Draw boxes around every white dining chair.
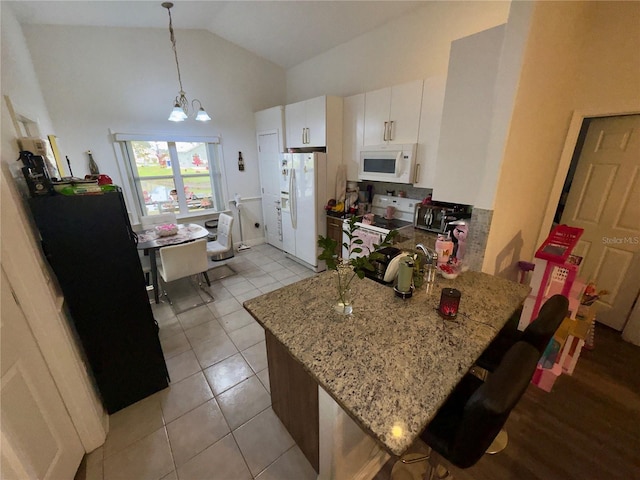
[140,212,177,230]
[157,239,212,304]
[206,213,236,276]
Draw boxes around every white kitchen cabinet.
[363,80,423,146]
[342,93,365,182]
[413,75,447,188]
[285,95,340,149]
[432,25,506,205]
[285,100,307,148]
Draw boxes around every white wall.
[1,4,54,173]
[285,1,510,102]
[1,4,107,451]
[21,23,286,243]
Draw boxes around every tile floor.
[79,244,318,480]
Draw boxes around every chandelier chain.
[163,2,209,121]
[166,6,185,99]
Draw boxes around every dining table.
[136,223,209,303]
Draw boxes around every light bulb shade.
[195,108,211,122]
[169,104,188,122]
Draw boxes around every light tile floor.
[78,244,318,480]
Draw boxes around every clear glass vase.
[335,263,354,315]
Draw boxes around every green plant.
[318,216,398,295]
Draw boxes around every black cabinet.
[29,190,169,414]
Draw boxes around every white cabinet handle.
[383,122,389,141]
[389,121,395,141]
[414,163,421,184]
[301,128,305,145]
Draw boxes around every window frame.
[113,133,227,223]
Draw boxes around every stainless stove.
[368,194,420,230]
[368,215,412,230]
[343,194,418,259]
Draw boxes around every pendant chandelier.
[162,2,211,122]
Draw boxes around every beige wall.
[285,1,510,102]
[483,1,640,280]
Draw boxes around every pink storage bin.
[532,363,563,392]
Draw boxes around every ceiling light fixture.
[162,2,211,122]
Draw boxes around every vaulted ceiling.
[8,1,425,68]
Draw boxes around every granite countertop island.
[244,270,530,458]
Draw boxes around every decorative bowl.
[438,264,460,279]
[155,223,178,237]
[440,271,459,280]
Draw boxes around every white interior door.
[560,115,640,330]
[258,133,283,249]
[1,268,84,479]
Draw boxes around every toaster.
[414,203,471,234]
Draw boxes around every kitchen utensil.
[385,206,396,219]
[386,190,395,196]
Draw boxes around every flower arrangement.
[318,216,398,313]
[581,282,609,306]
[155,223,178,237]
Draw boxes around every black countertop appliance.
[18,150,53,197]
[364,246,402,284]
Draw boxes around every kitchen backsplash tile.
[465,208,493,271]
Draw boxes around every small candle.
[438,288,461,319]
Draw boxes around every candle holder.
[438,288,461,319]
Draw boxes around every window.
[122,138,225,217]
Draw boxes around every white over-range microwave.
[358,144,417,184]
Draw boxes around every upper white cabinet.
[285,95,342,149]
[285,100,308,148]
[432,25,506,205]
[413,75,447,188]
[342,93,365,182]
[363,80,423,146]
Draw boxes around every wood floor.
[376,324,640,480]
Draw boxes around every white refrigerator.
[280,152,327,270]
